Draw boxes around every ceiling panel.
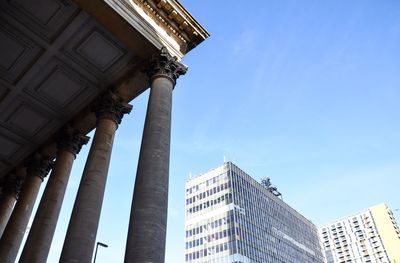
[0,20,43,84]
[24,57,98,115]
[0,126,33,167]
[0,134,21,159]
[2,96,61,142]
[76,30,125,72]
[0,0,138,179]
[1,0,79,42]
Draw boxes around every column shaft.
[19,150,75,263]
[124,47,186,263]
[125,77,173,263]
[0,175,44,262]
[0,195,17,238]
[59,118,117,263]
[0,174,22,239]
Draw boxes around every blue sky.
[26,0,400,262]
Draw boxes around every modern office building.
[185,162,324,263]
[319,204,400,263]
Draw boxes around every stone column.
[59,91,131,263]
[0,173,23,238]
[19,127,89,263]
[124,47,187,263]
[0,154,53,263]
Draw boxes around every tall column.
[0,154,53,263]
[124,47,187,263]
[0,173,23,238]
[19,127,89,263]
[60,91,131,263]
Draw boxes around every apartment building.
[319,203,400,263]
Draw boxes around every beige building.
[319,204,400,263]
[0,0,208,262]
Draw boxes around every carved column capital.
[25,153,54,182]
[146,47,188,86]
[1,173,23,200]
[93,91,132,125]
[56,126,90,157]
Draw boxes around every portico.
[0,0,208,262]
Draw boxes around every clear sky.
[26,0,400,262]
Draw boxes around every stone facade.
[0,0,208,262]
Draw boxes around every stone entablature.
[104,0,209,58]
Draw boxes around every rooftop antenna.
[189,172,192,179]
[223,155,226,163]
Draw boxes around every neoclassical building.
[0,0,208,262]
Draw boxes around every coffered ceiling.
[0,0,140,180]
[0,0,208,185]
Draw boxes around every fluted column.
[124,47,187,263]
[0,174,23,238]
[0,154,53,263]
[60,91,131,263]
[19,127,89,263]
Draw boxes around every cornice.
[137,0,209,50]
[104,0,209,58]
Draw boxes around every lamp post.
[93,242,108,263]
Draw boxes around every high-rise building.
[319,204,400,263]
[184,162,324,263]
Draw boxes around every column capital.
[56,126,90,157]
[25,153,54,182]
[93,91,132,125]
[146,47,188,86]
[1,173,23,200]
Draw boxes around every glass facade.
[185,162,324,263]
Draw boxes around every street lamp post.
[93,242,108,263]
